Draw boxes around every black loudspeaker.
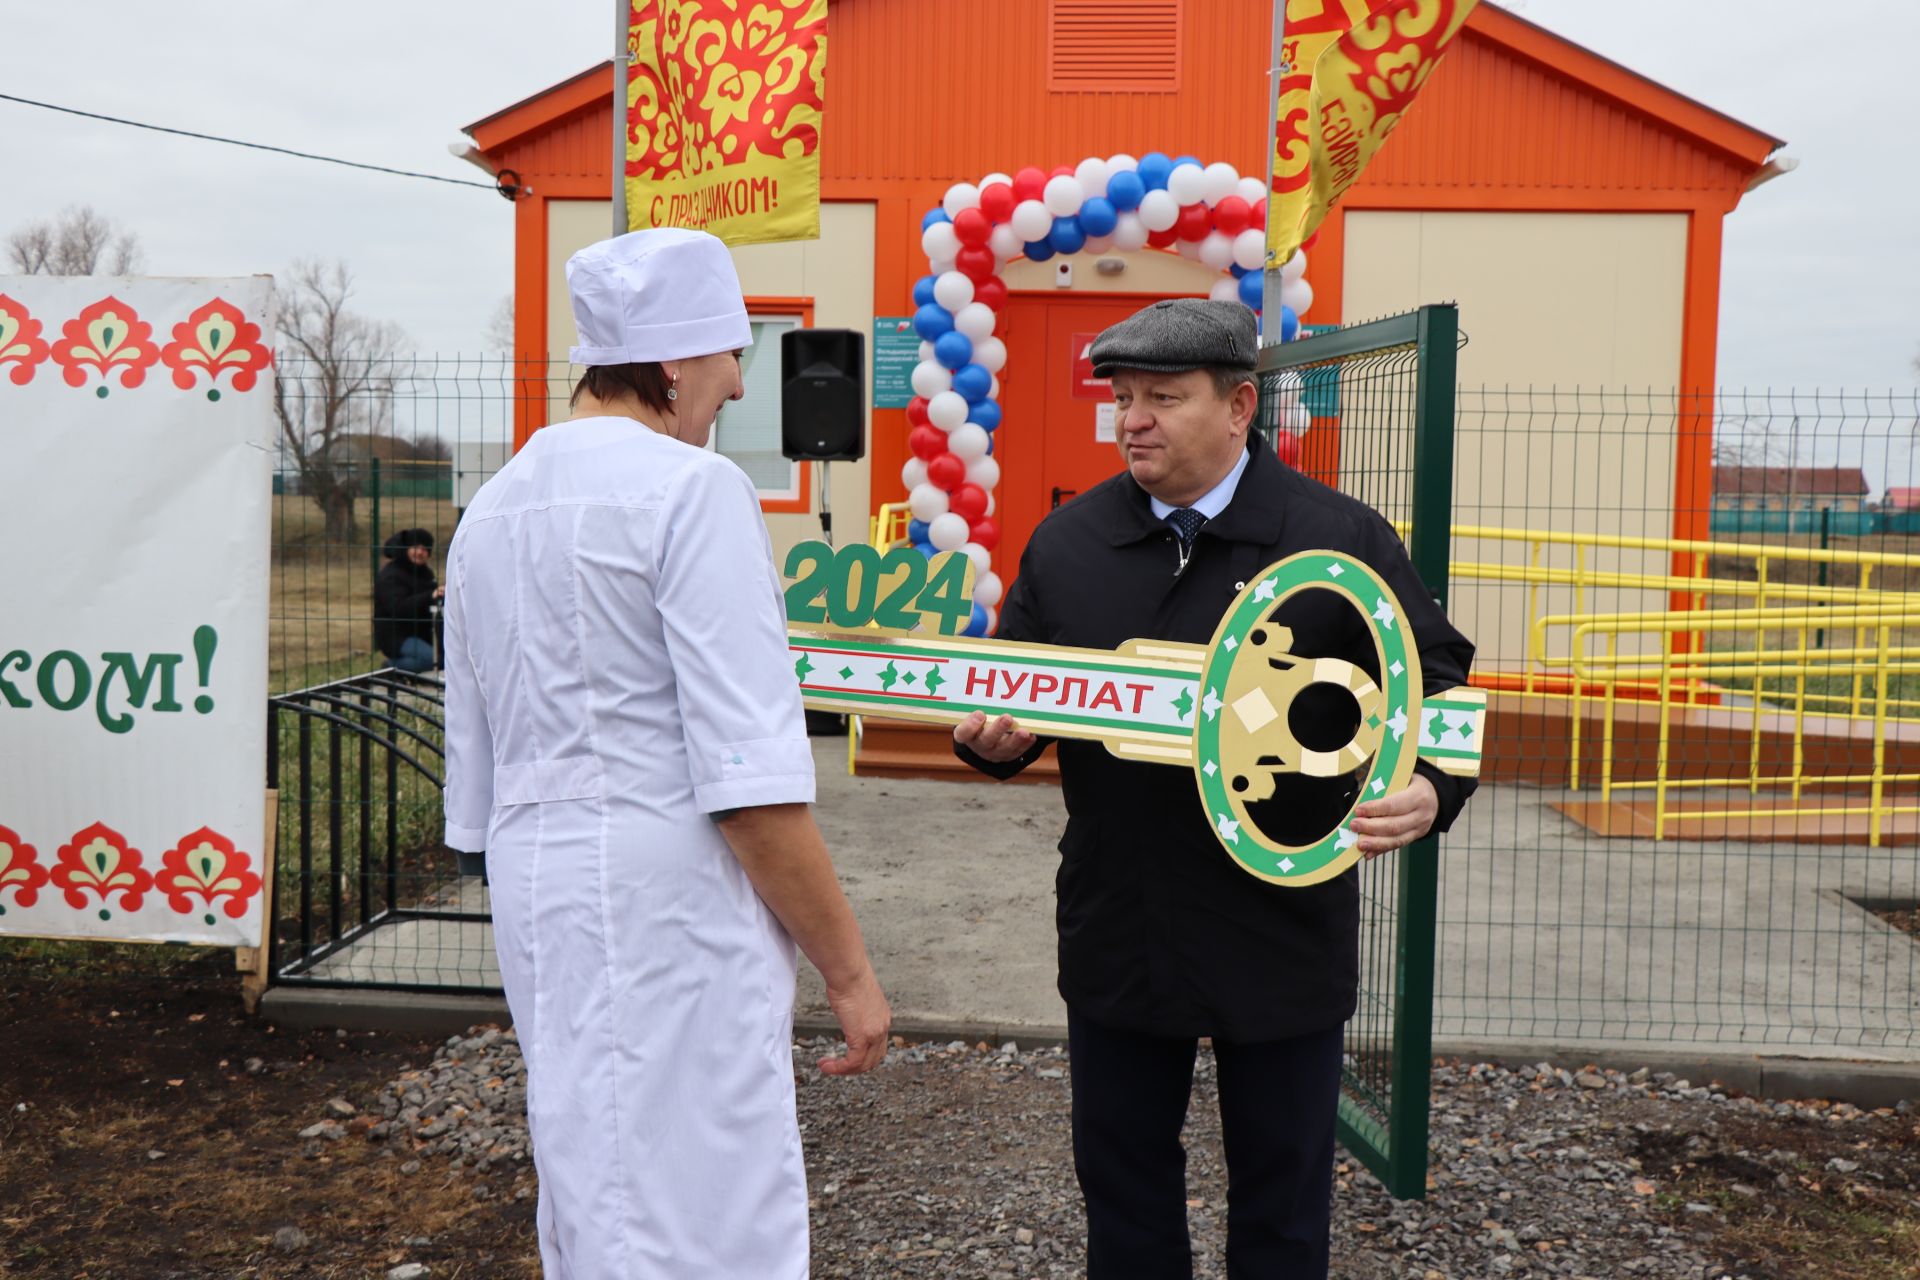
[781,328,865,461]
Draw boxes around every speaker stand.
[816,459,833,545]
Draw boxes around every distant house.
[1884,486,1920,513]
[1711,466,1870,514]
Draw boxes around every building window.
[1048,0,1181,93]
[712,312,805,510]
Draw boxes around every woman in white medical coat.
[441,228,890,1280]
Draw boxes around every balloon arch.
[899,152,1318,636]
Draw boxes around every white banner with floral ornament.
[0,276,274,946]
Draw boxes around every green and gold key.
[783,542,1486,887]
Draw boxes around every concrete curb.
[260,990,1920,1108]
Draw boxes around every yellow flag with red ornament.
[1267,0,1478,266]
[625,0,826,247]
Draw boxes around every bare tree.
[6,205,143,275]
[410,432,453,462]
[273,261,409,547]
[484,293,515,354]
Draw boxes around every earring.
[667,378,678,401]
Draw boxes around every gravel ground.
[328,1028,1920,1280]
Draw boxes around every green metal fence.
[1258,305,1460,1200]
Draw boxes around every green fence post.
[368,456,382,583]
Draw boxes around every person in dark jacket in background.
[953,299,1476,1280]
[373,528,443,673]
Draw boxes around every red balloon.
[1212,196,1251,236]
[1176,202,1211,241]
[1049,164,1075,179]
[978,182,1016,223]
[968,518,1000,552]
[906,395,931,427]
[952,206,992,247]
[955,244,998,283]
[1146,225,1180,250]
[927,452,967,491]
[951,483,989,522]
[1011,166,1047,202]
[909,425,947,461]
[974,276,1009,312]
[1251,198,1268,230]
[1275,430,1302,467]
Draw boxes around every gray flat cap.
[1089,298,1258,378]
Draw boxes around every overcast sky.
[3,1,1913,395]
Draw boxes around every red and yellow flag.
[624,0,827,246]
[1267,0,1478,265]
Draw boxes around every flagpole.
[1260,1,1287,344]
[612,0,630,237]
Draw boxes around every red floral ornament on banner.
[0,294,52,385]
[160,299,273,400]
[50,296,160,397]
[52,822,152,919]
[0,825,49,915]
[156,827,264,925]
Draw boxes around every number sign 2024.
[782,541,977,635]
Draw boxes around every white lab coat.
[442,416,816,1280]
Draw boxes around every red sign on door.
[1070,332,1110,400]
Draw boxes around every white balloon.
[1232,228,1267,272]
[928,512,970,552]
[984,605,998,633]
[973,570,1005,609]
[909,483,950,522]
[954,302,995,341]
[1210,277,1240,303]
[1281,248,1309,282]
[977,171,1013,191]
[921,221,960,261]
[985,491,997,517]
[1043,174,1084,217]
[1236,175,1268,205]
[957,541,992,574]
[1111,212,1150,251]
[965,454,1001,490]
[942,182,981,217]
[928,255,957,276]
[1270,370,1303,411]
[1284,402,1312,433]
[1083,233,1115,256]
[1198,231,1235,271]
[1074,156,1110,198]
[1167,162,1207,206]
[1202,162,1240,205]
[933,270,974,312]
[1137,189,1180,232]
[989,223,1022,260]
[947,422,991,461]
[989,375,1002,401]
[1176,237,1203,260]
[918,340,935,362]
[1010,198,1053,242]
[1280,277,1315,316]
[911,360,952,398]
[927,390,970,430]
[973,337,1007,373]
[1106,152,1139,174]
[901,457,929,490]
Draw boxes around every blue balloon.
[1137,152,1173,191]
[1239,271,1265,310]
[1023,238,1056,263]
[1105,169,1146,212]
[912,540,937,558]
[969,399,1003,432]
[908,518,930,543]
[920,207,951,230]
[1279,304,1301,342]
[952,363,992,403]
[1078,197,1118,237]
[912,274,938,307]
[1049,216,1086,255]
[934,329,974,370]
[912,304,954,341]
[1230,263,1248,279]
[1173,154,1202,172]
[962,603,989,637]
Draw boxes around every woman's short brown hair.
[570,362,673,414]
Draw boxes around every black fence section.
[267,669,495,992]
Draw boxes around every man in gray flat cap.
[953,297,1476,1279]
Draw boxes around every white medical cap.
[565,228,753,366]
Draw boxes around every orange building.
[463,0,1782,583]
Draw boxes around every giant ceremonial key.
[782,541,1486,887]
